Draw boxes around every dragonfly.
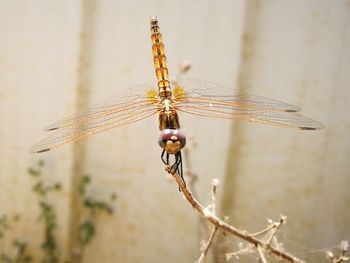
[31,17,324,185]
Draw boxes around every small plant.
[29,160,61,263]
[0,215,31,263]
[74,175,116,261]
[0,215,11,240]
[0,240,32,263]
[0,160,116,263]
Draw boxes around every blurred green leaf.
[1,254,13,263]
[78,220,95,246]
[33,182,46,196]
[110,193,117,201]
[23,255,32,262]
[78,175,91,195]
[28,168,40,177]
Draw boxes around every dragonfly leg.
[171,151,186,190]
[177,151,185,188]
[161,150,186,190]
[171,153,179,172]
[161,149,169,165]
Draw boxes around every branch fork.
[166,166,306,263]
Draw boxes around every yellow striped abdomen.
[150,17,171,98]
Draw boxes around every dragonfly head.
[158,129,186,154]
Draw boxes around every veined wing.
[174,79,301,112]
[45,84,158,131]
[174,79,324,130]
[30,85,159,153]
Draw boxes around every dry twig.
[257,244,268,263]
[196,178,220,262]
[226,243,255,261]
[197,226,218,263]
[327,241,349,263]
[166,166,306,263]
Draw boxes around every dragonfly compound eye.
[158,129,186,154]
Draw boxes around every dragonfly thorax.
[158,99,180,130]
[158,129,186,154]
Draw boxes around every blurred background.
[0,0,349,262]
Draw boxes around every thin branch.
[249,223,276,237]
[257,245,268,263]
[226,243,255,261]
[327,241,349,263]
[265,216,286,244]
[249,215,286,239]
[196,178,220,263]
[197,226,218,263]
[166,166,306,263]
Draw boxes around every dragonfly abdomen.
[150,17,171,98]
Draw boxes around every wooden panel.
[0,0,82,258]
[2,1,348,262]
[221,1,350,261]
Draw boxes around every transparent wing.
[175,79,302,112]
[30,85,159,153]
[174,79,324,130]
[45,84,158,131]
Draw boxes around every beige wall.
[0,1,349,262]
